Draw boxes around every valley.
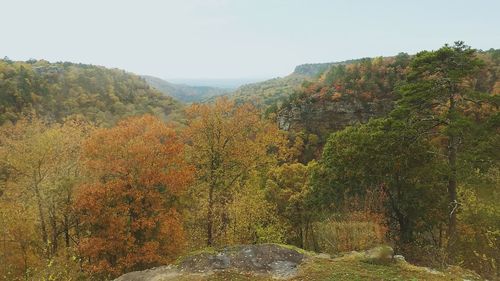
[1,45,498,281]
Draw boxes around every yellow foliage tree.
[184,98,288,246]
[0,117,90,279]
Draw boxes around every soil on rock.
[114,266,181,281]
[114,245,484,281]
[179,244,304,277]
[114,244,305,281]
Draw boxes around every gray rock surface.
[277,99,393,134]
[394,254,406,262]
[179,244,303,275]
[114,265,181,281]
[114,244,305,281]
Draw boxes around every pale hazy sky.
[1,0,499,79]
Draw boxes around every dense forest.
[0,43,498,280]
[0,59,180,126]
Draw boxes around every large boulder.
[114,244,305,281]
[179,244,304,277]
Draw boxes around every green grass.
[269,243,316,256]
[173,257,481,281]
[170,244,482,281]
[298,259,444,281]
[173,246,218,265]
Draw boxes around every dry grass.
[314,217,386,253]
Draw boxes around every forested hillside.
[142,75,229,103]
[228,74,307,106]
[226,58,373,107]
[274,49,499,161]
[0,59,180,125]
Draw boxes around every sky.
[1,0,499,81]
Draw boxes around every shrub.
[314,215,386,254]
[455,188,499,279]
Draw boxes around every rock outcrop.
[114,244,305,281]
[114,244,484,281]
[277,98,393,134]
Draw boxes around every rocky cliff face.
[293,63,335,77]
[277,98,394,136]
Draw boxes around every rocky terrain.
[115,244,304,281]
[113,244,482,281]
[277,98,394,139]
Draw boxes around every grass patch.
[168,244,483,280]
[269,243,315,256]
[174,246,218,265]
[295,258,480,281]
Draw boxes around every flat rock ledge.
[114,244,305,281]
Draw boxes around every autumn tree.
[265,162,318,249]
[75,115,192,278]
[223,170,286,245]
[184,98,288,246]
[0,117,89,279]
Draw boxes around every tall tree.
[0,117,89,278]
[75,115,192,278]
[184,98,287,246]
[314,118,447,247]
[394,42,496,249]
[266,162,317,249]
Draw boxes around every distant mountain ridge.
[142,75,229,103]
[219,59,373,106]
[293,63,335,77]
[293,58,372,77]
[221,61,337,106]
[168,78,266,89]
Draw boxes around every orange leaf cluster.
[75,115,193,277]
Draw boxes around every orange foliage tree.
[75,115,192,278]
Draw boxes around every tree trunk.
[20,241,29,281]
[64,189,72,248]
[298,226,303,248]
[311,225,319,252]
[304,218,311,250]
[49,203,58,256]
[447,134,458,249]
[298,208,304,248]
[447,93,459,252]
[399,216,412,244]
[207,184,214,246]
[2,219,7,277]
[387,187,412,244]
[64,214,70,247]
[34,184,48,255]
